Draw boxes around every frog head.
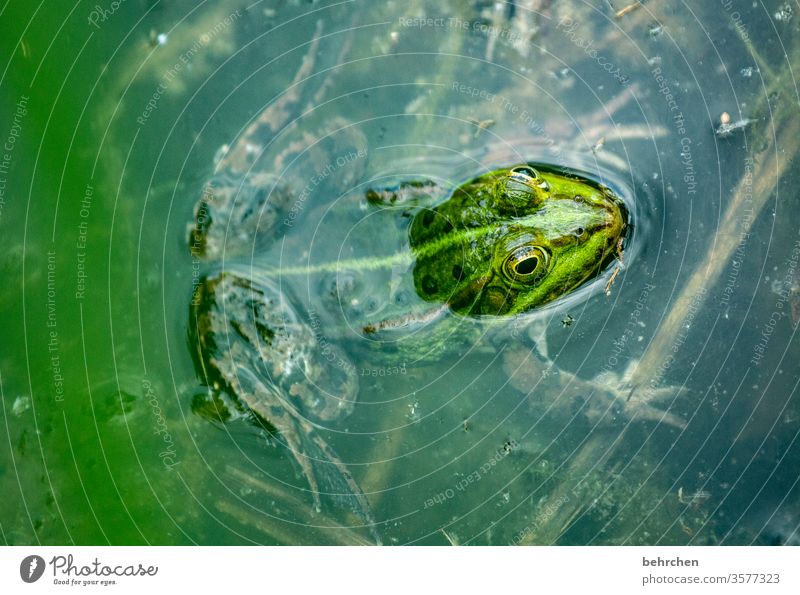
[410,164,627,316]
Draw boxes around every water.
[1,0,798,545]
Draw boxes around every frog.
[186,17,682,544]
[189,155,630,530]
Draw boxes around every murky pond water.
[1,0,798,545]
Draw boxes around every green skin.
[406,164,626,316]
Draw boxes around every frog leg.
[237,378,380,541]
[502,343,686,429]
[192,274,380,542]
[596,360,688,429]
[215,355,381,542]
[216,20,325,173]
[217,19,356,175]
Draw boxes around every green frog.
[190,155,629,527]
[185,21,666,544]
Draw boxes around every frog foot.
[191,273,379,542]
[597,360,688,429]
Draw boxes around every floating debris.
[740,66,755,78]
[502,439,517,454]
[604,238,625,296]
[615,2,642,18]
[604,266,621,296]
[774,3,794,21]
[148,29,168,47]
[12,396,30,417]
[678,486,711,505]
[467,117,496,137]
[715,111,755,137]
[648,23,664,38]
[407,399,421,422]
[561,314,574,327]
[440,528,459,546]
[591,136,606,154]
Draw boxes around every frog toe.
[622,384,688,429]
[623,399,688,429]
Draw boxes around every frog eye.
[496,165,550,211]
[509,165,538,180]
[502,245,550,285]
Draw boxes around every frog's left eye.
[509,165,541,180]
[495,165,550,211]
[502,245,550,285]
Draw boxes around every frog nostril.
[575,227,585,236]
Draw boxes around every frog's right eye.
[501,245,550,285]
[495,165,550,211]
[509,165,538,179]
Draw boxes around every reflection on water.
[1,0,798,545]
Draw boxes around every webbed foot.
[596,360,688,429]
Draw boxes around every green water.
[1,0,799,545]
